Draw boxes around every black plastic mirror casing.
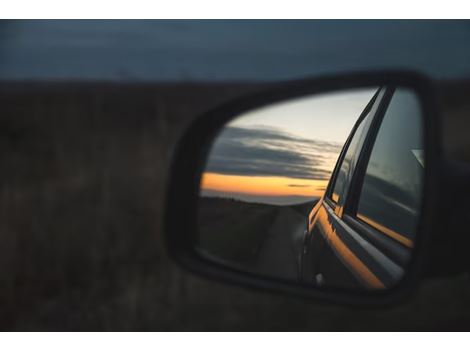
[165,70,443,305]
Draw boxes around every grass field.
[198,197,279,269]
[1,82,470,330]
[198,196,318,278]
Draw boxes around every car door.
[302,85,423,290]
[337,86,424,288]
[300,87,388,287]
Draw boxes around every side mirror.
[165,71,449,304]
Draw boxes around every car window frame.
[324,87,385,211]
[341,87,395,217]
[341,86,424,262]
[326,86,415,272]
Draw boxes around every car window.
[355,88,424,247]
[329,88,384,204]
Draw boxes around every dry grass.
[0,82,468,330]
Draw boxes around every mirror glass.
[197,87,424,291]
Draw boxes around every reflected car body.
[300,86,424,289]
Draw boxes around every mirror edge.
[164,70,443,306]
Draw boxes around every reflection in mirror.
[197,87,424,291]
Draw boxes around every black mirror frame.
[164,70,442,305]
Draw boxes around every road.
[255,206,307,282]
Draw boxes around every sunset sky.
[201,88,378,205]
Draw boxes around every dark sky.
[0,20,469,81]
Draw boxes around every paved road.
[256,207,306,282]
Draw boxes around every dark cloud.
[287,184,313,188]
[219,126,342,153]
[204,126,342,180]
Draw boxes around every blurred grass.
[0,82,469,330]
[198,197,279,268]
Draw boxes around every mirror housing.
[165,70,448,305]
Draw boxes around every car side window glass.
[330,88,384,204]
[356,88,424,247]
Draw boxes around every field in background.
[198,197,317,280]
[1,82,469,330]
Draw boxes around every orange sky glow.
[201,172,328,199]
